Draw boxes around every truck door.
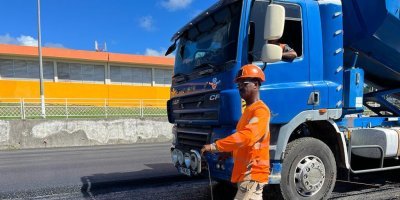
[248,0,313,124]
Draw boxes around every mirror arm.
[262,62,267,71]
[165,40,177,56]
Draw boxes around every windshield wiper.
[194,63,218,76]
[194,62,216,70]
[172,73,188,83]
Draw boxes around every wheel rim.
[294,155,326,197]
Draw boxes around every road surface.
[0,143,399,199]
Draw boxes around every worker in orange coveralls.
[201,64,271,200]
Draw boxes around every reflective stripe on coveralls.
[215,100,270,183]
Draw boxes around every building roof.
[0,44,174,68]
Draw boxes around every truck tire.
[280,137,337,200]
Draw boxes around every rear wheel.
[280,137,337,200]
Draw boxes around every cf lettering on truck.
[166,0,400,199]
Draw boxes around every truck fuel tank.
[351,127,400,159]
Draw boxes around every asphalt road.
[0,143,400,200]
[0,143,176,198]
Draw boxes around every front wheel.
[280,137,337,200]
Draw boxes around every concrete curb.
[0,117,173,150]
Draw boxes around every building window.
[154,68,172,86]
[110,65,152,86]
[0,58,53,80]
[57,62,104,83]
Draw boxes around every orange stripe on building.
[0,80,170,99]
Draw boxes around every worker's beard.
[239,87,259,102]
[239,88,248,99]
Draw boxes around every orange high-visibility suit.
[215,100,270,183]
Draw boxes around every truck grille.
[170,92,220,123]
[176,126,211,150]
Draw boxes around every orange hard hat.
[234,64,265,82]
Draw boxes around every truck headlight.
[177,150,184,165]
[190,153,198,170]
[171,149,178,164]
[184,153,191,168]
[190,150,202,174]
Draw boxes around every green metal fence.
[0,98,168,119]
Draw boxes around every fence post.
[140,100,144,118]
[23,99,26,119]
[65,99,68,119]
[105,99,108,118]
[20,98,25,119]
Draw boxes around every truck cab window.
[249,1,303,62]
[173,1,242,77]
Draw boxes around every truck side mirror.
[264,4,285,40]
[261,44,283,63]
[261,4,285,63]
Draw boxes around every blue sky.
[0,0,217,56]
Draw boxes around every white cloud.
[145,48,164,56]
[0,34,65,48]
[161,0,193,11]
[16,35,38,46]
[145,48,174,57]
[139,16,156,31]
[0,34,38,46]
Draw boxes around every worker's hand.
[201,144,212,155]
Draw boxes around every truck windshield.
[174,1,242,77]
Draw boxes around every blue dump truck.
[166,0,400,199]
